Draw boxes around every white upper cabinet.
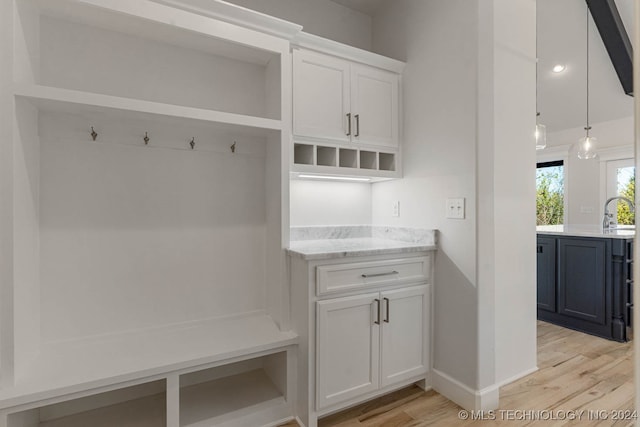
[351,65,399,148]
[293,49,400,149]
[293,50,351,143]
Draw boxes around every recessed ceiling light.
[552,64,566,73]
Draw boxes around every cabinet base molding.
[431,369,499,411]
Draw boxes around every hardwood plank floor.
[281,321,634,427]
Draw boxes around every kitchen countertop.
[286,237,436,260]
[537,225,635,239]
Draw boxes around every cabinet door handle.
[373,299,380,325]
[346,113,351,136]
[355,114,360,137]
[384,297,390,323]
[361,271,399,278]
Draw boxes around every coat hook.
[90,126,98,141]
[230,141,236,153]
[143,132,150,146]
[190,137,195,150]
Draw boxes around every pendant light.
[536,114,547,150]
[576,6,598,159]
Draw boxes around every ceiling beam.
[585,0,633,95]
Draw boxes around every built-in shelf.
[7,381,167,427]
[292,143,400,180]
[359,150,377,170]
[14,85,282,134]
[179,353,288,427]
[0,314,296,410]
[316,146,337,167]
[379,152,396,171]
[339,148,357,168]
[294,143,314,165]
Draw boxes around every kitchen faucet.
[602,196,635,231]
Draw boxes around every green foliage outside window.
[536,167,564,226]
[617,175,635,225]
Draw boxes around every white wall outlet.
[446,198,465,219]
[392,201,400,217]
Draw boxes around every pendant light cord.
[586,6,591,136]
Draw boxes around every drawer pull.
[361,271,399,278]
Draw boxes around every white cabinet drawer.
[316,256,430,296]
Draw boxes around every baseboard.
[432,369,499,411]
[494,366,538,388]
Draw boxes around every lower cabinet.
[557,238,607,325]
[536,237,556,312]
[316,285,429,410]
[536,234,633,342]
[289,252,433,427]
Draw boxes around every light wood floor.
[281,321,634,426]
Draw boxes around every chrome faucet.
[602,196,635,231]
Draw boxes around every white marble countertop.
[286,237,436,260]
[537,225,635,239]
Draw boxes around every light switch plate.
[446,198,465,219]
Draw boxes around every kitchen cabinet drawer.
[316,256,430,296]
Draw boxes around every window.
[606,159,635,226]
[536,160,564,225]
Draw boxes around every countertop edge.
[285,244,437,261]
[536,230,635,240]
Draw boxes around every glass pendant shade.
[576,135,598,159]
[535,123,547,150]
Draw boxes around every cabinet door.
[293,50,351,143]
[537,237,556,312]
[380,285,429,387]
[351,65,399,148]
[557,238,607,324]
[316,293,380,410]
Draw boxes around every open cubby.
[294,143,315,165]
[316,146,337,167]
[339,148,358,168]
[7,381,166,427]
[15,0,283,120]
[359,150,377,170]
[179,352,288,427]
[379,152,396,171]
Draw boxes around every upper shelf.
[36,0,292,63]
[15,85,283,134]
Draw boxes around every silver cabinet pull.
[346,113,352,136]
[373,299,380,325]
[355,114,360,137]
[384,297,390,323]
[361,271,399,278]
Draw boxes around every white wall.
[372,0,536,406]
[38,111,271,343]
[372,0,478,393]
[539,116,634,226]
[488,0,537,388]
[290,180,371,226]
[224,0,373,51]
